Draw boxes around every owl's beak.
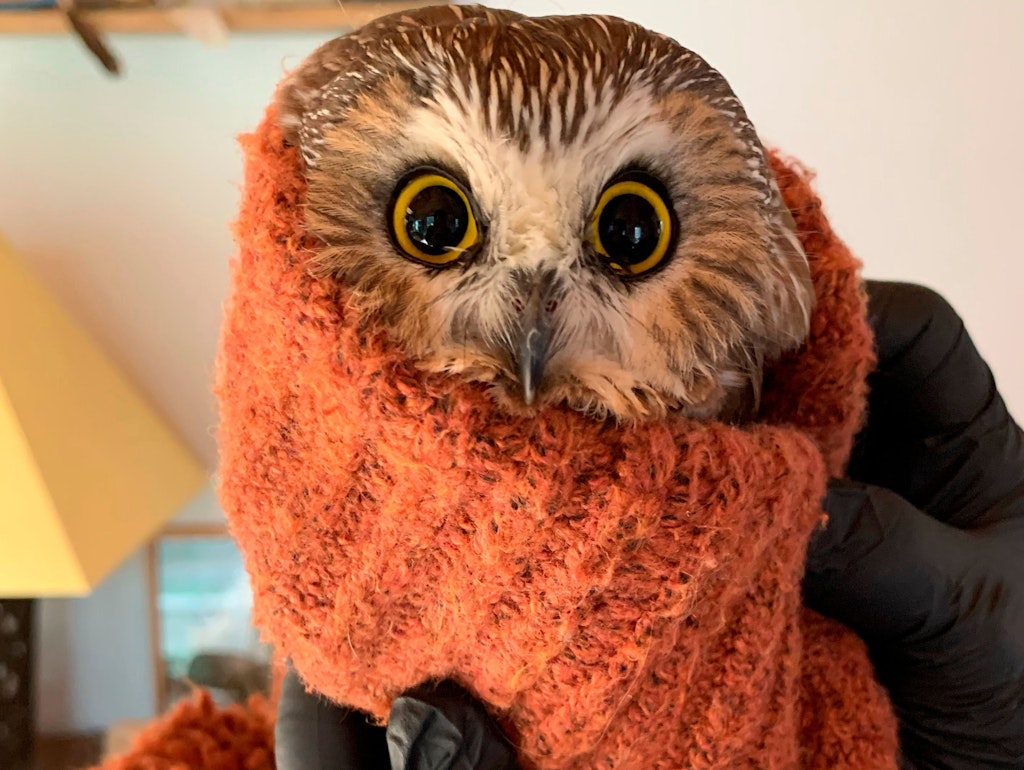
[519,319,550,406]
[516,276,555,406]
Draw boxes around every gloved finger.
[863,281,996,432]
[276,665,389,770]
[804,480,1000,647]
[386,680,519,770]
[805,481,1024,767]
[850,281,1024,530]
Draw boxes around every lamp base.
[0,598,34,769]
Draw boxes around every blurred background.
[1,0,1022,767]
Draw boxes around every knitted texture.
[89,691,274,770]
[215,109,899,769]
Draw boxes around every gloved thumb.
[804,479,986,647]
[805,479,1024,769]
[386,680,519,770]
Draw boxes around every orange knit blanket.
[209,110,899,769]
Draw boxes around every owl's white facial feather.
[401,86,691,408]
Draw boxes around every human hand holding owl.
[806,282,1024,769]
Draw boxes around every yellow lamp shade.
[0,235,206,597]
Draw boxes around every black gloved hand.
[804,281,1024,769]
[275,667,389,770]
[386,680,519,770]
[275,669,518,770]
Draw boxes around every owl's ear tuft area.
[272,35,359,148]
[274,72,310,148]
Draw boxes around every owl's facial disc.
[385,164,679,408]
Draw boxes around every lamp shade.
[0,235,206,597]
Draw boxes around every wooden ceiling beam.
[0,1,428,34]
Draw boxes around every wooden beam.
[159,522,230,537]
[0,1,429,34]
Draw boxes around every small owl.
[276,4,814,423]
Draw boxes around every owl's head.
[276,4,813,422]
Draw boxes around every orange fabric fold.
[205,109,899,769]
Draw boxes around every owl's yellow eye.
[590,174,674,277]
[389,170,480,267]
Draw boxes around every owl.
[276,3,814,423]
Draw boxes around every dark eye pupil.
[405,186,469,256]
[598,194,662,267]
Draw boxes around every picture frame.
[147,525,272,714]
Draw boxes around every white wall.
[36,551,156,734]
[0,32,327,467]
[3,0,1023,735]
[35,485,224,734]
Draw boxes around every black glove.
[385,680,519,770]
[275,669,518,770]
[275,667,389,770]
[804,281,1024,769]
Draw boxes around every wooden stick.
[159,522,230,537]
[0,1,429,34]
